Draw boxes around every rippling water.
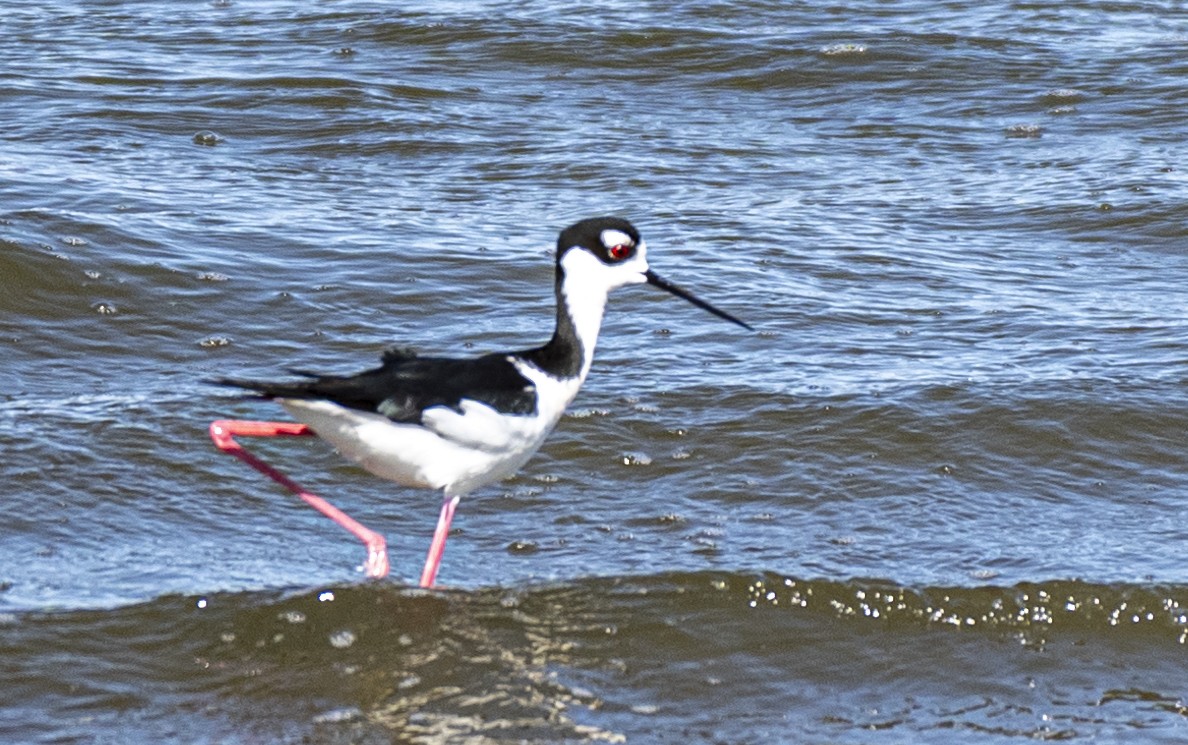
[3,1,1188,742]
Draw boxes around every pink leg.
[209,420,390,579]
[419,495,460,589]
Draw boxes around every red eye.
[609,243,632,261]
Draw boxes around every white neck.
[554,243,649,378]
[557,252,610,377]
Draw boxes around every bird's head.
[555,216,752,331]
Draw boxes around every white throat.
[557,245,648,376]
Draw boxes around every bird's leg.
[209,420,390,579]
[419,495,460,588]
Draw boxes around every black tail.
[206,376,319,399]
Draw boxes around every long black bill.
[645,269,753,331]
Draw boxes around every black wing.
[212,346,539,424]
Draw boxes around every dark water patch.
[754,382,1183,513]
[4,573,1188,743]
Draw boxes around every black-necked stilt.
[210,216,750,587]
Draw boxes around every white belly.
[280,397,558,498]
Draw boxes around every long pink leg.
[419,495,460,588]
[209,420,390,579]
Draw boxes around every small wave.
[6,572,1188,742]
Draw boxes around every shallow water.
[3,1,1188,742]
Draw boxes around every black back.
[215,346,538,424]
